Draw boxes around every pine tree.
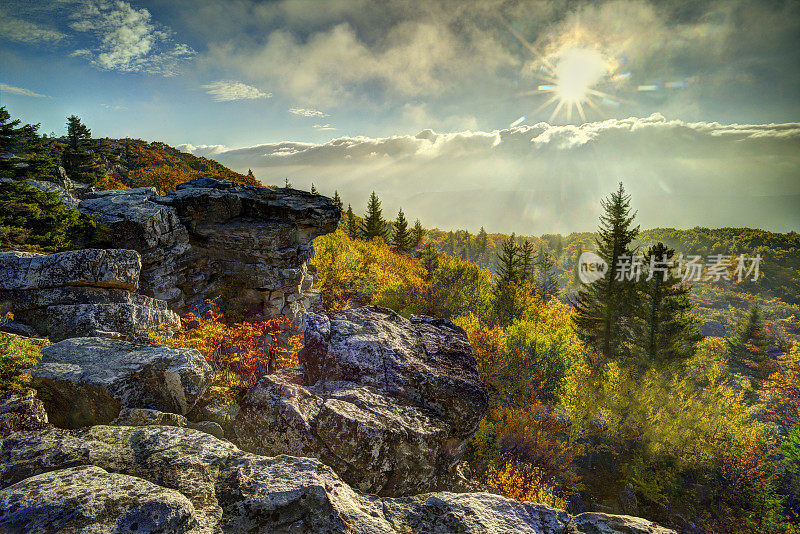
[519,241,534,282]
[631,242,701,369]
[0,107,52,180]
[346,204,358,239]
[573,183,640,360]
[247,169,255,180]
[411,219,425,250]
[333,190,343,213]
[310,183,318,194]
[391,208,412,252]
[62,115,104,185]
[361,191,387,241]
[284,178,292,188]
[536,246,558,302]
[421,243,439,276]
[493,234,520,325]
[554,236,563,258]
[573,243,583,287]
[476,227,488,255]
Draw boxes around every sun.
[536,47,608,122]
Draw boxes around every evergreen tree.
[573,243,584,287]
[391,208,412,252]
[411,219,425,250]
[0,107,53,180]
[573,183,640,359]
[536,246,558,302]
[493,234,520,325]
[62,115,104,185]
[360,191,388,241]
[310,183,318,194]
[247,169,256,180]
[554,236,564,258]
[333,190,343,213]
[346,204,358,239]
[284,178,292,188]
[631,242,701,368]
[519,241,534,282]
[476,226,488,255]
[421,243,439,276]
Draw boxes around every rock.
[0,465,197,533]
[0,389,48,439]
[25,178,79,209]
[235,306,489,496]
[567,512,676,533]
[79,178,340,322]
[30,337,211,427]
[0,249,179,340]
[0,249,140,291]
[112,407,226,439]
[0,425,674,533]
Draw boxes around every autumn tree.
[361,191,388,241]
[62,115,104,185]
[573,183,640,360]
[391,208,412,253]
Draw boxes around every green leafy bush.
[0,325,46,390]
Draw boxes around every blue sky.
[1,0,799,233]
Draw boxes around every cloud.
[196,114,800,233]
[68,0,195,75]
[100,103,127,110]
[176,143,230,158]
[201,80,272,102]
[289,107,328,117]
[312,124,337,131]
[0,10,65,43]
[0,83,47,98]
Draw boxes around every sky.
[1,0,799,234]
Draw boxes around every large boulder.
[29,337,211,427]
[0,389,48,440]
[0,249,179,340]
[79,178,340,322]
[235,306,490,496]
[0,465,197,533]
[0,425,674,533]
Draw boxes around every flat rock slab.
[30,337,211,428]
[0,249,141,291]
[0,465,197,533]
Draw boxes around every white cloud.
[0,10,65,43]
[68,0,195,75]
[195,115,800,233]
[0,83,47,98]
[100,103,127,110]
[201,80,272,102]
[176,143,230,157]
[289,107,328,117]
[312,124,337,131]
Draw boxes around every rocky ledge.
[78,178,340,321]
[0,249,179,340]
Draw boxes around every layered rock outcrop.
[78,178,340,321]
[235,306,490,496]
[0,249,179,340]
[0,424,675,533]
[29,337,211,428]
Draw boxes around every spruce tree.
[346,204,358,239]
[728,305,775,380]
[519,241,534,282]
[391,208,412,252]
[333,190,343,213]
[573,183,640,359]
[573,243,583,287]
[247,169,256,180]
[284,178,292,188]
[62,115,104,185]
[631,242,701,368]
[536,246,558,302]
[310,183,318,194]
[361,191,387,241]
[421,243,439,276]
[0,107,52,180]
[476,227,488,255]
[493,234,520,325]
[411,219,425,250]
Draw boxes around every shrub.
[0,315,47,390]
[486,457,567,509]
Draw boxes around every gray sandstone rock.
[30,337,210,427]
[0,465,197,533]
[0,388,48,439]
[235,305,489,496]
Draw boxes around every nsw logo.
[578,252,608,284]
